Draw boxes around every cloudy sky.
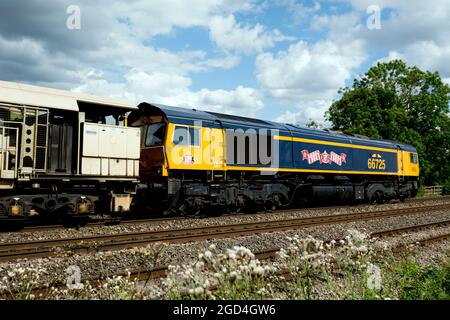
[1,0,449,125]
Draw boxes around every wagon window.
[0,106,23,123]
[410,153,418,164]
[173,126,200,146]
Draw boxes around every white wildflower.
[348,229,368,242]
[194,286,204,295]
[253,266,264,276]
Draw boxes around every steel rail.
[2,230,449,299]
[7,195,449,233]
[0,203,448,262]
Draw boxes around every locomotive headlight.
[10,198,22,217]
[78,196,88,214]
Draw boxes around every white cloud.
[2,0,449,126]
[192,86,264,115]
[0,0,268,116]
[73,69,264,116]
[289,0,450,124]
[199,54,241,70]
[357,1,450,52]
[310,12,362,44]
[313,0,450,77]
[273,0,321,22]
[100,0,257,40]
[0,1,255,83]
[209,15,294,54]
[275,102,332,126]
[256,39,366,105]
[383,41,450,76]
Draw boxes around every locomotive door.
[209,120,225,170]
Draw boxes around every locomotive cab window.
[410,152,418,164]
[173,125,200,146]
[145,122,166,147]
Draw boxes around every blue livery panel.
[289,141,398,173]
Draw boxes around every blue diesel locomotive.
[129,103,419,215]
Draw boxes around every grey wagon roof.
[0,80,136,112]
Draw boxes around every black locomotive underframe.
[0,176,138,217]
[141,170,419,215]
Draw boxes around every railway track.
[7,195,450,233]
[2,220,449,300]
[16,216,179,233]
[128,222,450,284]
[47,230,450,295]
[0,202,449,262]
[371,219,450,237]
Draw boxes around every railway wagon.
[129,102,419,215]
[0,81,140,221]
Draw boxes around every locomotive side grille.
[35,148,46,169]
[18,106,49,173]
[38,112,48,125]
[36,126,47,147]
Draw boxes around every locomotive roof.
[0,80,136,112]
[134,102,417,152]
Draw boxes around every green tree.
[326,60,450,187]
[305,119,324,129]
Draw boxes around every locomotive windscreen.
[145,122,166,147]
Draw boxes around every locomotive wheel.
[369,190,383,204]
[265,194,281,212]
[179,198,202,217]
[374,190,385,204]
